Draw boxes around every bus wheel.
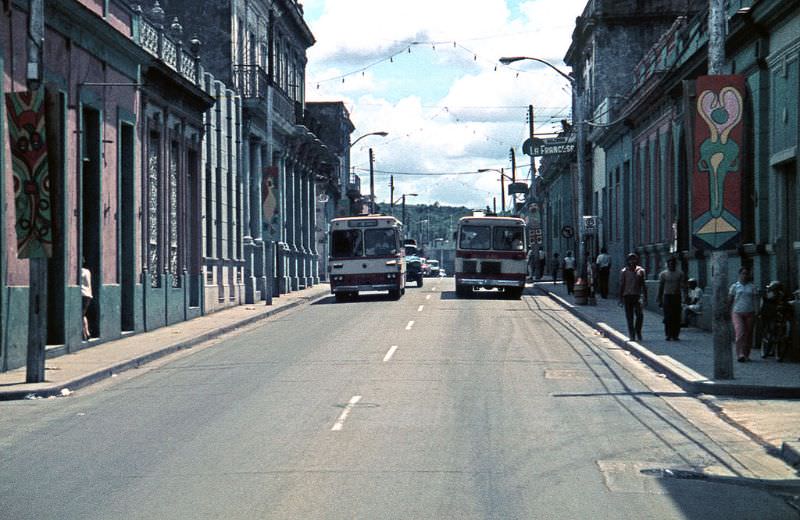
[334,292,347,302]
[417,276,424,288]
[389,288,402,300]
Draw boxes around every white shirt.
[596,253,611,268]
[81,268,93,299]
[563,256,576,270]
[729,281,756,313]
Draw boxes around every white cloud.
[305,0,585,208]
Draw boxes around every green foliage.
[378,202,474,246]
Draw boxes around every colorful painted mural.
[262,165,280,240]
[692,75,745,250]
[6,88,52,258]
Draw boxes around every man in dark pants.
[619,253,647,341]
[657,256,686,341]
[595,247,611,298]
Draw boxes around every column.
[251,143,267,300]
[288,156,299,291]
[242,139,255,304]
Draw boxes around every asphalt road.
[1,279,797,519]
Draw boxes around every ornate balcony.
[233,65,268,100]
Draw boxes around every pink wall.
[3,4,140,287]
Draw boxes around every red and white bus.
[328,215,406,302]
[454,215,528,299]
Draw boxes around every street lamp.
[499,55,586,275]
[478,168,514,213]
[350,131,388,214]
[392,193,417,236]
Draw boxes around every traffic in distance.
[327,213,526,301]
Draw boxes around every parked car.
[405,255,424,287]
[421,258,431,277]
[427,259,440,277]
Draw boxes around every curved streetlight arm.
[392,193,417,205]
[350,131,388,148]
[499,56,574,84]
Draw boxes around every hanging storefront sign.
[6,88,52,258]
[692,75,745,250]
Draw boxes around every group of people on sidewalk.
[532,247,767,362]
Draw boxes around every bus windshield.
[459,225,491,250]
[364,228,398,256]
[493,226,525,251]
[331,229,363,258]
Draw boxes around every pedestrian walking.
[551,252,560,284]
[595,247,611,298]
[728,266,757,362]
[619,252,647,341]
[562,251,576,294]
[537,247,546,280]
[657,256,686,341]
[527,248,536,281]
[81,259,93,341]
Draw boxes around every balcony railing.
[233,65,268,100]
[134,12,200,85]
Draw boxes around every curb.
[0,291,331,401]
[536,286,800,399]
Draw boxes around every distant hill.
[375,201,476,246]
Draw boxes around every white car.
[427,259,440,277]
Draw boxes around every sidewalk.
[534,279,800,469]
[0,284,331,401]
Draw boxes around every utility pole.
[528,105,536,177]
[26,0,47,383]
[389,175,394,214]
[509,148,517,214]
[402,195,407,234]
[709,0,732,379]
[500,169,506,213]
[369,148,375,214]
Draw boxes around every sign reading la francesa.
[523,137,576,157]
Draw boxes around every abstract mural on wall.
[6,88,52,258]
[262,165,280,241]
[692,75,746,250]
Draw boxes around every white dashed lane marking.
[405,321,415,330]
[417,305,424,312]
[383,345,399,362]
[331,395,362,431]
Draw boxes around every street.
[1,279,797,519]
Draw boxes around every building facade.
[168,0,330,300]
[0,0,218,371]
[544,0,799,354]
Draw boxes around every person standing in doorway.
[562,251,576,294]
[81,259,93,341]
[551,252,560,285]
[595,247,611,298]
[619,253,647,341]
[657,256,686,341]
[728,266,757,362]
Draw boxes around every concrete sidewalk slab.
[533,280,800,471]
[0,285,332,401]
[534,281,800,399]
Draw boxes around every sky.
[303,0,586,210]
